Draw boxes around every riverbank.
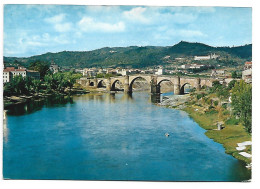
[158,93,252,168]
[4,88,89,109]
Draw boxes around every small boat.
[165,133,170,137]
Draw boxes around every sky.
[3,5,252,57]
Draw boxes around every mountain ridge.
[4,41,252,69]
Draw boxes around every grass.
[184,104,252,164]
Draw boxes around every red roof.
[3,67,26,72]
[3,67,15,72]
[245,61,252,65]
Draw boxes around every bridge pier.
[93,78,98,88]
[151,76,160,94]
[124,75,130,93]
[195,78,201,91]
[174,76,181,95]
[106,78,111,92]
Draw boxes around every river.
[3,92,251,181]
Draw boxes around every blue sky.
[4,5,252,57]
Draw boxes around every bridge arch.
[157,79,174,94]
[111,79,124,91]
[180,83,194,94]
[97,80,106,88]
[89,81,94,86]
[129,76,150,93]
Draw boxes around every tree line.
[4,61,82,96]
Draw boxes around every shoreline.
[157,94,252,168]
[3,89,89,109]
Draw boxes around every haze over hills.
[4,41,252,69]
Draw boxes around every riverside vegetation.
[174,80,252,165]
[3,61,84,108]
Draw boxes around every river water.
[3,92,251,181]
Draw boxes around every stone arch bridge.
[77,75,215,95]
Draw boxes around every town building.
[26,70,41,80]
[49,64,59,73]
[194,53,219,61]
[155,67,164,75]
[242,61,252,83]
[83,68,97,77]
[211,69,226,78]
[3,67,40,83]
[244,61,252,70]
[119,69,130,76]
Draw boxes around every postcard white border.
[1,0,259,189]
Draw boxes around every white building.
[194,53,219,61]
[3,67,40,83]
[180,64,190,69]
[242,61,252,83]
[211,69,226,78]
[83,68,97,77]
[119,69,130,76]
[49,64,59,73]
[155,68,164,75]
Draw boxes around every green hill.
[4,41,252,69]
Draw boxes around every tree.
[227,80,237,90]
[29,61,50,79]
[231,71,238,79]
[231,80,252,133]
[32,79,42,93]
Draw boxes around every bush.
[214,100,219,106]
[196,93,206,100]
[208,105,215,110]
[222,103,227,109]
[205,98,212,105]
[206,109,218,115]
[225,117,240,125]
[223,110,230,115]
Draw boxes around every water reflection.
[5,95,74,116]
[3,117,8,143]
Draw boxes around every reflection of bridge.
[77,75,215,94]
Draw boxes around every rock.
[237,141,252,147]
[239,152,252,158]
[217,122,223,130]
[236,146,246,151]
[246,163,252,169]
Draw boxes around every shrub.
[222,103,227,109]
[208,105,215,110]
[214,100,219,106]
[223,110,230,115]
[225,117,240,125]
[196,93,206,100]
[206,109,218,115]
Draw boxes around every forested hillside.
[4,41,252,69]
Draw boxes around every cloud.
[4,32,72,56]
[45,13,66,23]
[44,14,72,32]
[123,7,150,24]
[78,17,125,32]
[54,23,72,32]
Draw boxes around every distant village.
[3,53,252,84]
